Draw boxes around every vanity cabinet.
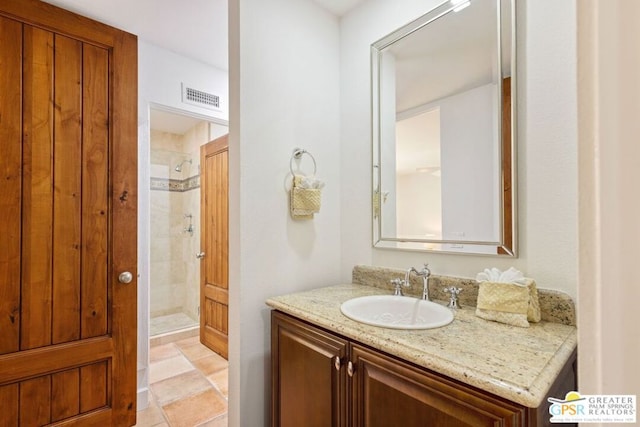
[271,311,576,427]
[271,310,348,426]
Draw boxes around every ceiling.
[312,0,367,16]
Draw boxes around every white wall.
[228,0,342,425]
[396,172,442,239]
[439,83,498,243]
[340,0,578,299]
[137,41,229,409]
[577,0,640,399]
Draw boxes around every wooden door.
[350,344,525,427]
[200,135,229,358]
[271,311,349,427]
[0,0,137,425]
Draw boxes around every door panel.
[0,384,19,425]
[0,15,22,355]
[51,369,80,422]
[81,43,110,340]
[21,24,55,351]
[52,34,82,345]
[0,0,137,424]
[200,135,229,358]
[20,377,52,426]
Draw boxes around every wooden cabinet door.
[350,344,526,427]
[200,135,229,358]
[271,311,348,427]
[0,0,137,425]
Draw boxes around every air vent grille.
[182,84,220,110]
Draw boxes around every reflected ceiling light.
[450,0,471,12]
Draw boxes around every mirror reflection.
[372,0,516,255]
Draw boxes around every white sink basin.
[340,295,454,330]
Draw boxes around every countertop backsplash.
[352,265,576,326]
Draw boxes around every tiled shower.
[149,122,209,337]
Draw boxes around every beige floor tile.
[173,336,201,348]
[149,355,194,384]
[135,401,166,426]
[207,369,228,399]
[149,343,181,363]
[178,341,217,362]
[162,389,227,427]
[191,354,228,376]
[151,370,213,405]
[197,414,227,427]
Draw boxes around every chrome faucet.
[405,263,431,301]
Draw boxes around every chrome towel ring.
[290,148,317,176]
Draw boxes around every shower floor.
[150,312,198,337]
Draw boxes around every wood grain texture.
[52,34,82,344]
[351,344,525,426]
[0,384,19,426]
[52,368,80,421]
[20,376,52,425]
[272,312,578,427]
[499,76,513,255]
[108,29,138,426]
[0,1,138,424]
[49,408,112,427]
[0,0,117,47]
[0,15,22,356]
[200,136,229,359]
[271,311,348,427]
[21,25,54,351]
[0,336,113,385]
[81,43,109,340]
[80,361,108,413]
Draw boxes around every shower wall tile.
[150,121,213,321]
[151,238,172,262]
[151,129,184,152]
[170,259,186,282]
[151,163,170,179]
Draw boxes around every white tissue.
[475,267,527,286]
[296,176,325,189]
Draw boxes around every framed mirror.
[372,0,516,256]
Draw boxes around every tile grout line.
[144,337,229,426]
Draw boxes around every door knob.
[118,271,133,284]
[196,252,206,259]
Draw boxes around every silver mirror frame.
[371,0,517,256]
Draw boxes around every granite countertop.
[266,283,577,408]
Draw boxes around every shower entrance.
[149,108,228,341]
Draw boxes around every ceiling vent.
[181,84,220,111]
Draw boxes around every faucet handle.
[390,278,407,296]
[422,263,431,276]
[444,286,462,309]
